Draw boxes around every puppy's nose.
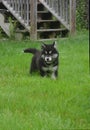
[46,57,52,61]
[47,58,49,61]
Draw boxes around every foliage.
[0,31,89,130]
[76,0,89,30]
[9,17,17,39]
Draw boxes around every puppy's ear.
[53,41,57,48]
[41,42,46,49]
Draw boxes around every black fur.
[24,42,59,79]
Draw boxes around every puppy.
[24,41,59,79]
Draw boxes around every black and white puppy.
[24,41,59,79]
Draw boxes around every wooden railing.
[45,0,69,23]
[2,0,30,27]
[39,0,76,32]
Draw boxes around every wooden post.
[70,0,76,34]
[30,0,37,40]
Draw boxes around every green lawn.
[0,31,90,130]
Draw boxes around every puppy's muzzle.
[45,56,52,62]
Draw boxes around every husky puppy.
[24,42,59,79]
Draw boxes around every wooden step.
[15,10,48,14]
[37,38,57,41]
[0,9,9,13]
[37,11,49,13]
[37,19,58,22]
[16,29,28,33]
[37,28,66,32]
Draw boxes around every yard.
[0,31,90,130]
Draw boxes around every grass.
[0,31,90,130]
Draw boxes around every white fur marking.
[54,41,57,48]
[42,66,57,72]
[53,54,58,58]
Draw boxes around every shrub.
[76,0,89,30]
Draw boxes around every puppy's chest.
[42,65,57,72]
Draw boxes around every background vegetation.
[76,0,89,29]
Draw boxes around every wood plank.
[37,19,58,22]
[37,28,66,32]
[30,0,37,40]
[37,11,49,13]
[65,0,69,24]
[70,0,76,34]
[37,38,58,41]
[26,0,29,26]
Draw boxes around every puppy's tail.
[24,48,39,54]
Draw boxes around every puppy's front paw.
[51,73,57,80]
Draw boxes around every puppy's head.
[41,41,58,64]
